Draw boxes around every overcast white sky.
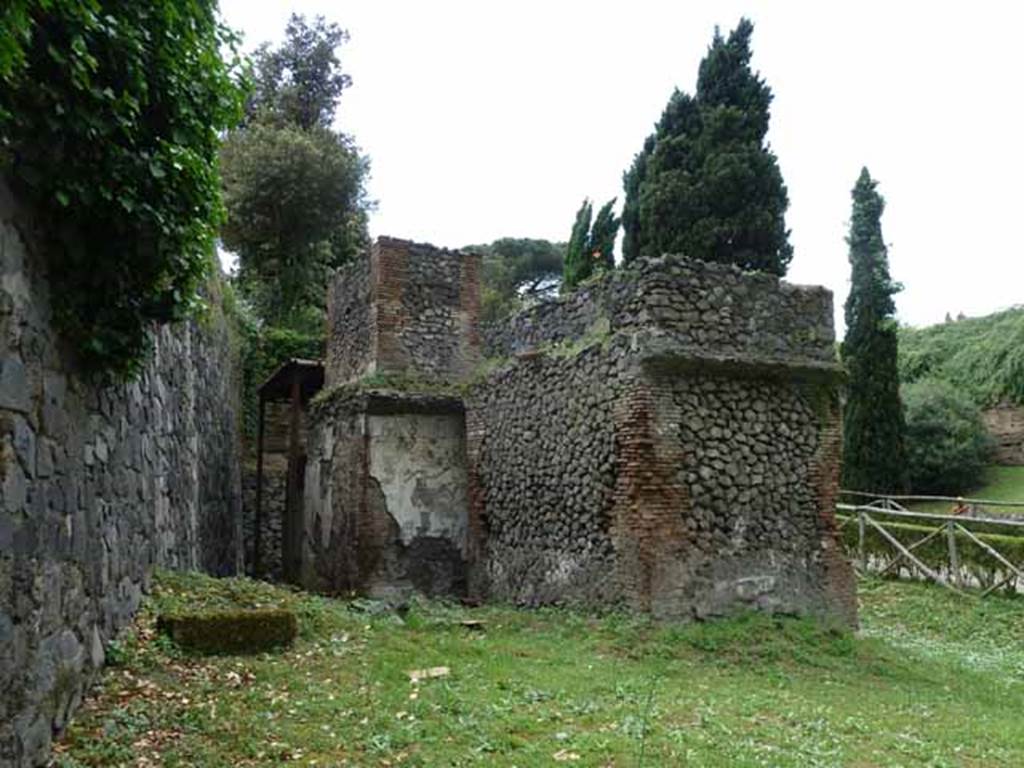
[218,0,1024,330]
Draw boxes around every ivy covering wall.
[0,0,246,375]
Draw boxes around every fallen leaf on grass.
[408,666,450,684]
[553,749,581,761]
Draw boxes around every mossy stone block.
[157,609,297,654]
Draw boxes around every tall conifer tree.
[621,19,791,275]
[563,199,593,291]
[841,168,908,492]
[563,198,619,290]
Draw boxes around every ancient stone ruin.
[301,237,857,623]
[0,203,857,764]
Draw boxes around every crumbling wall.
[325,252,373,386]
[467,256,855,624]
[324,237,480,387]
[465,346,621,605]
[0,184,243,766]
[482,255,835,364]
[302,392,469,599]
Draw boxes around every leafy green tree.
[903,378,992,495]
[621,19,791,275]
[563,198,620,290]
[841,168,908,493]
[221,14,370,330]
[220,123,368,330]
[247,14,351,130]
[465,238,565,323]
[0,0,246,374]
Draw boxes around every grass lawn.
[53,572,1024,767]
[908,465,1024,516]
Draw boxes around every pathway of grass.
[53,573,1024,767]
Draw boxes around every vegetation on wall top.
[0,0,247,376]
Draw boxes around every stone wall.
[466,257,856,623]
[482,255,836,367]
[302,391,469,599]
[982,403,1024,465]
[0,183,243,766]
[307,240,856,625]
[325,251,373,386]
[324,237,481,387]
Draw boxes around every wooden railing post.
[858,509,866,568]
[946,520,961,588]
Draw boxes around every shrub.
[902,378,992,494]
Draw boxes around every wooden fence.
[836,494,1024,597]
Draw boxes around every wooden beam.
[863,514,964,595]
[254,395,266,578]
[954,523,1024,579]
[284,372,303,584]
[878,525,944,577]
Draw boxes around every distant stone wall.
[482,255,835,366]
[242,462,285,581]
[241,401,308,581]
[301,391,469,599]
[466,257,856,623]
[0,184,243,766]
[324,237,481,387]
[982,403,1024,465]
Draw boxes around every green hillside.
[899,307,1024,406]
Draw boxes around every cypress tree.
[563,199,593,290]
[841,168,908,493]
[621,18,792,275]
[563,198,620,290]
[590,198,620,273]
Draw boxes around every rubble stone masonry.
[0,183,243,767]
[466,256,856,623]
[307,242,856,626]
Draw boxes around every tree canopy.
[220,13,370,331]
[903,378,992,495]
[621,19,792,276]
[899,307,1024,408]
[247,14,351,130]
[841,168,908,493]
[464,237,565,323]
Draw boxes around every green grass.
[53,572,1024,767]
[908,465,1024,516]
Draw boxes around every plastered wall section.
[302,393,469,599]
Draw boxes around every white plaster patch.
[367,413,469,548]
